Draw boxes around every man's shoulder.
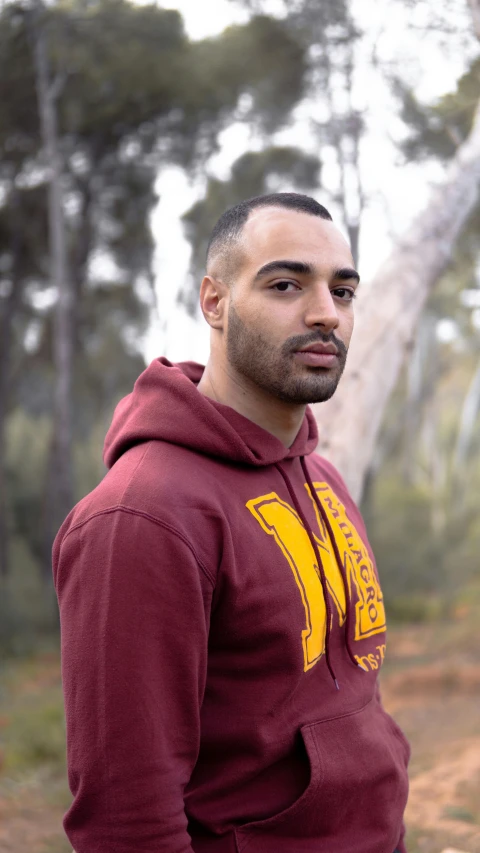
[68,439,225,532]
[53,440,222,591]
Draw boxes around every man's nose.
[304,284,339,333]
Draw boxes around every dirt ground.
[382,615,480,853]
[0,612,479,853]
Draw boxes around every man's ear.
[199,275,228,330]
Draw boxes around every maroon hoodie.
[53,358,409,853]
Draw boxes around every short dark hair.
[206,192,332,281]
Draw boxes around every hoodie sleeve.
[53,507,214,853]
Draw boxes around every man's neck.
[197,360,306,448]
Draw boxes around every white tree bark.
[314,99,480,503]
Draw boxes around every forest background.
[1,0,480,851]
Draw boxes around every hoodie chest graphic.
[246,482,386,672]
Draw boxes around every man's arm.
[53,508,214,853]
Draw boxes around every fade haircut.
[206,192,333,283]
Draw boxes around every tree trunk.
[314,99,480,503]
[0,190,23,578]
[453,357,480,471]
[30,1,75,569]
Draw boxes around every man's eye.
[333,288,356,302]
[272,281,298,292]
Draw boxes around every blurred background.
[0,0,480,850]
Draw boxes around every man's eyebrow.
[254,260,313,280]
[253,260,360,284]
[333,267,360,284]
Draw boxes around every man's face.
[224,207,359,405]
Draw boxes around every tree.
[232,0,367,263]
[179,0,480,505]
[29,0,75,553]
[315,4,480,502]
[180,0,368,305]
[359,40,480,610]
[0,0,311,580]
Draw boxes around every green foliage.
[0,404,114,657]
[0,0,313,592]
[0,3,39,170]
[5,410,51,564]
[397,57,480,163]
[191,15,307,135]
[3,403,113,609]
[0,537,58,656]
[365,346,480,619]
[4,700,66,773]
[54,1,188,143]
[0,655,66,783]
[365,478,446,602]
[74,418,109,499]
[0,0,311,409]
[0,1,170,445]
[364,55,480,615]
[1,0,479,638]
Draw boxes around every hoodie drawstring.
[300,457,365,674]
[275,462,339,689]
[275,458,366,690]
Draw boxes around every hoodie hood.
[104,357,319,469]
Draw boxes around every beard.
[226,302,348,405]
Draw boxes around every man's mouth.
[294,342,339,368]
[297,342,338,355]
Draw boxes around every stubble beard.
[226,303,348,405]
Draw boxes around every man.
[53,192,409,853]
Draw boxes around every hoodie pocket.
[234,697,409,853]
[234,722,323,853]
